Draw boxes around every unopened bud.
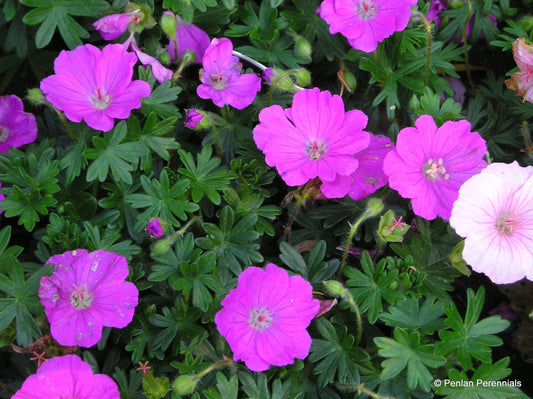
[295,37,312,58]
[322,280,345,297]
[366,198,384,216]
[343,70,357,92]
[160,12,177,37]
[295,68,311,87]
[270,68,297,92]
[172,375,197,396]
[184,109,210,130]
[146,218,166,237]
[449,0,465,8]
[449,240,471,276]
[181,50,197,66]
[27,88,45,105]
[151,238,172,257]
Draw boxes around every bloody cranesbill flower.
[317,0,417,53]
[505,38,533,104]
[383,115,487,221]
[123,35,173,83]
[40,43,151,132]
[197,38,262,109]
[12,354,120,399]
[215,263,319,372]
[321,134,394,200]
[93,11,139,40]
[168,13,210,63]
[253,88,370,186]
[39,249,139,348]
[450,162,533,284]
[0,95,37,153]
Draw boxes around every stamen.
[355,0,377,19]
[249,307,274,331]
[423,158,448,181]
[305,140,327,160]
[91,87,111,110]
[0,126,7,142]
[210,72,228,89]
[70,285,93,310]
[496,212,521,236]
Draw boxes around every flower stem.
[192,358,233,383]
[341,288,363,346]
[333,382,387,399]
[170,216,198,242]
[338,208,373,277]
[413,11,433,87]
[211,123,222,155]
[284,191,309,242]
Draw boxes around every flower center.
[0,125,7,142]
[248,307,274,331]
[70,285,93,310]
[423,158,450,181]
[355,0,377,19]
[91,87,111,110]
[306,140,327,160]
[210,72,228,90]
[496,211,521,236]
[520,67,533,83]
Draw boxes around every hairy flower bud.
[295,37,312,58]
[322,280,345,297]
[172,375,197,396]
[295,68,311,87]
[151,238,172,257]
[160,12,177,37]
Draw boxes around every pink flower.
[383,115,487,221]
[124,36,173,83]
[184,109,207,129]
[40,44,151,132]
[147,217,164,237]
[317,0,417,53]
[450,162,533,284]
[93,12,137,41]
[168,14,210,63]
[321,134,394,200]
[253,88,371,186]
[12,354,120,399]
[0,95,37,153]
[505,38,533,104]
[197,38,262,109]
[39,249,139,348]
[215,263,319,372]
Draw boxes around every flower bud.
[295,68,311,87]
[160,12,177,37]
[151,238,172,257]
[269,68,297,92]
[449,0,465,8]
[295,37,312,59]
[158,52,171,65]
[27,88,45,105]
[180,50,197,66]
[449,240,471,276]
[366,198,384,217]
[146,218,165,237]
[342,70,357,92]
[322,280,345,297]
[172,375,197,396]
[184,109,210,130]
[142,373,170,399]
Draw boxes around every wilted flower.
[167,13,210,63]
[383,115,487,221]
[12,354,120,399]
[40,44,151,132]
[505,38,533,104]
[124,35,173,83]
[253,88,370,186]
[93,11,139,40]
[0,94,37,153]
[450,162,533,284]
[197,38,262,109]
[215,263,319,372]
[39,249,139,347]
[317,0,418,53]
[321,134,393,200]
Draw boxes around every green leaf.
[379,296,446,334]
[279,242,308,277]
[21,0,109,49]
[140,80,182,118]
[375,328,446,392]
[437,287,510,370]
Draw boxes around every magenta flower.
[39,249,139,348]
[427,0,447,27]
[12,354,120,399]
[450,162,533,284]
[147,217,164,237]
[215,263,319,372]
[0,95,37,153]
[321,134,394,200]
[383,115,487,221]
[40,43,151,132]
[505,38,533,104]
[197,38,262,109]
[318,0,417,53]
[93,11,138,40]
[184,109,206,129]
[253,88,370,186]
[124,36,173,83]
[168,14,210,63]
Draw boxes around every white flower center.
[91,87,111,110]
[210,72,228,90]
[496,211,521,236]
[0,125,8,142]
[423,158,449,181]
[249,307,274,331]
[306,140,327,160]
[355,0,377,19]
[70,285,93,310]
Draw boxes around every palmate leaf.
[21,0,109,49]
[375,328,446,392]
[436,287,510,370]
[379,296,446,334]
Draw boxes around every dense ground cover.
[1,0,533,398]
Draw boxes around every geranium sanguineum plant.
[40,43,151,132]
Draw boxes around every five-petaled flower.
[215,263,319,372]
[0,94,38,153]
[197,38,262,109]
[383,115,487,221]
[12,354,120,399]
[39,249,139,348]
[450,161,533,284]
[167,12,211,63]
[40,43,151,132]
[253,88,371,186]
[317,0,417,53]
